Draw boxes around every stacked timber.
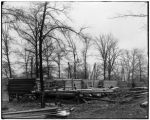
[2,107,71,119]
[2,107,58,119]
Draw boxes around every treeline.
[2,2,148,84]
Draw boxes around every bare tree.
[136,49,146,82]
[14,45,33,78]
[37,2,80,107]
[2,25,13,78]
[4,1,80,107]
[95,34,119,80]
[80,34,92,79]
[131,49,147,82]
[42,38,55,78]
[2,3,17,78]
[65,34,79,79]
[130,49,140,87]
[107,36,120,80]
[32,2,78,107]
[52,41,68,79]
[111,2,148,82]
[120,48,147,87]
[95,35,107,80]
[120,49,132,82]
[11,7,41,78]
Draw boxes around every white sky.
[69,2,147,49]
[5,2,147,50]
[4,1,148,73]
[67,2,148,64]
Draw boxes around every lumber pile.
[2,107,71,119]
[75,87,148,104]
[99,87,148,104]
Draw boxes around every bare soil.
[68,99,148,119]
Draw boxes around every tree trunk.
[47,66,50,78]
[74,53,76,79]
[31,57,33,78]
[5,40,12,78]
[6,53,12,78]
[108,62,112,80]
[108,69,111,81]
[68,62,72,78]
[139,65,142,82]
[84,56,87,79]
[127,70,130,82]
[35,41,39,78]
[7,54,12,78]
[68,62,70,78]
[139,60,142,82]
[25,62,28,78]
[39,38,45,108]
[58,63,60,79]
[46,56,49,78]
[58,54,61,79]
[25,50,28,78]
[140,68,142,81]
[39,2,47,108]
[103,61,106,80]
[131,68,134,87]
[5,69,9,79]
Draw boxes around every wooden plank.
[3,115,46,119]
[2,107,71,119]
[2,111,57,119]
[2,107,58,115]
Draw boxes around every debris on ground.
[140,101,148,108]
[2,87,148,119]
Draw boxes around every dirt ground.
[2,93,148,119]
[68,98,148,119]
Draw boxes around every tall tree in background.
[112,2,148,82]
[66,34,78,79]
[2,3,17,78]
[120,48,147,86]
[36,2,79,107]
[81,34,92,79]
[15,47,33,78]
[52,41,68,79]
[130,49,139,87]
[107,35,120,80]
[136,49,146,82]
[95,34,119,80]
[42,38,55,78]
[3,1,79,107]
[11,6,41,78]
[95,35,108,80]
[120,50,132,81]
[2,25,13,78]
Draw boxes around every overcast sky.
[68,2,148,64]
[4,1,148,73]
[6,1,147,50]
[70,2,147,49]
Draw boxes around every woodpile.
[2,106,71,119]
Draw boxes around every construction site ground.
[68,96,148,119]
[2,89,148,119]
